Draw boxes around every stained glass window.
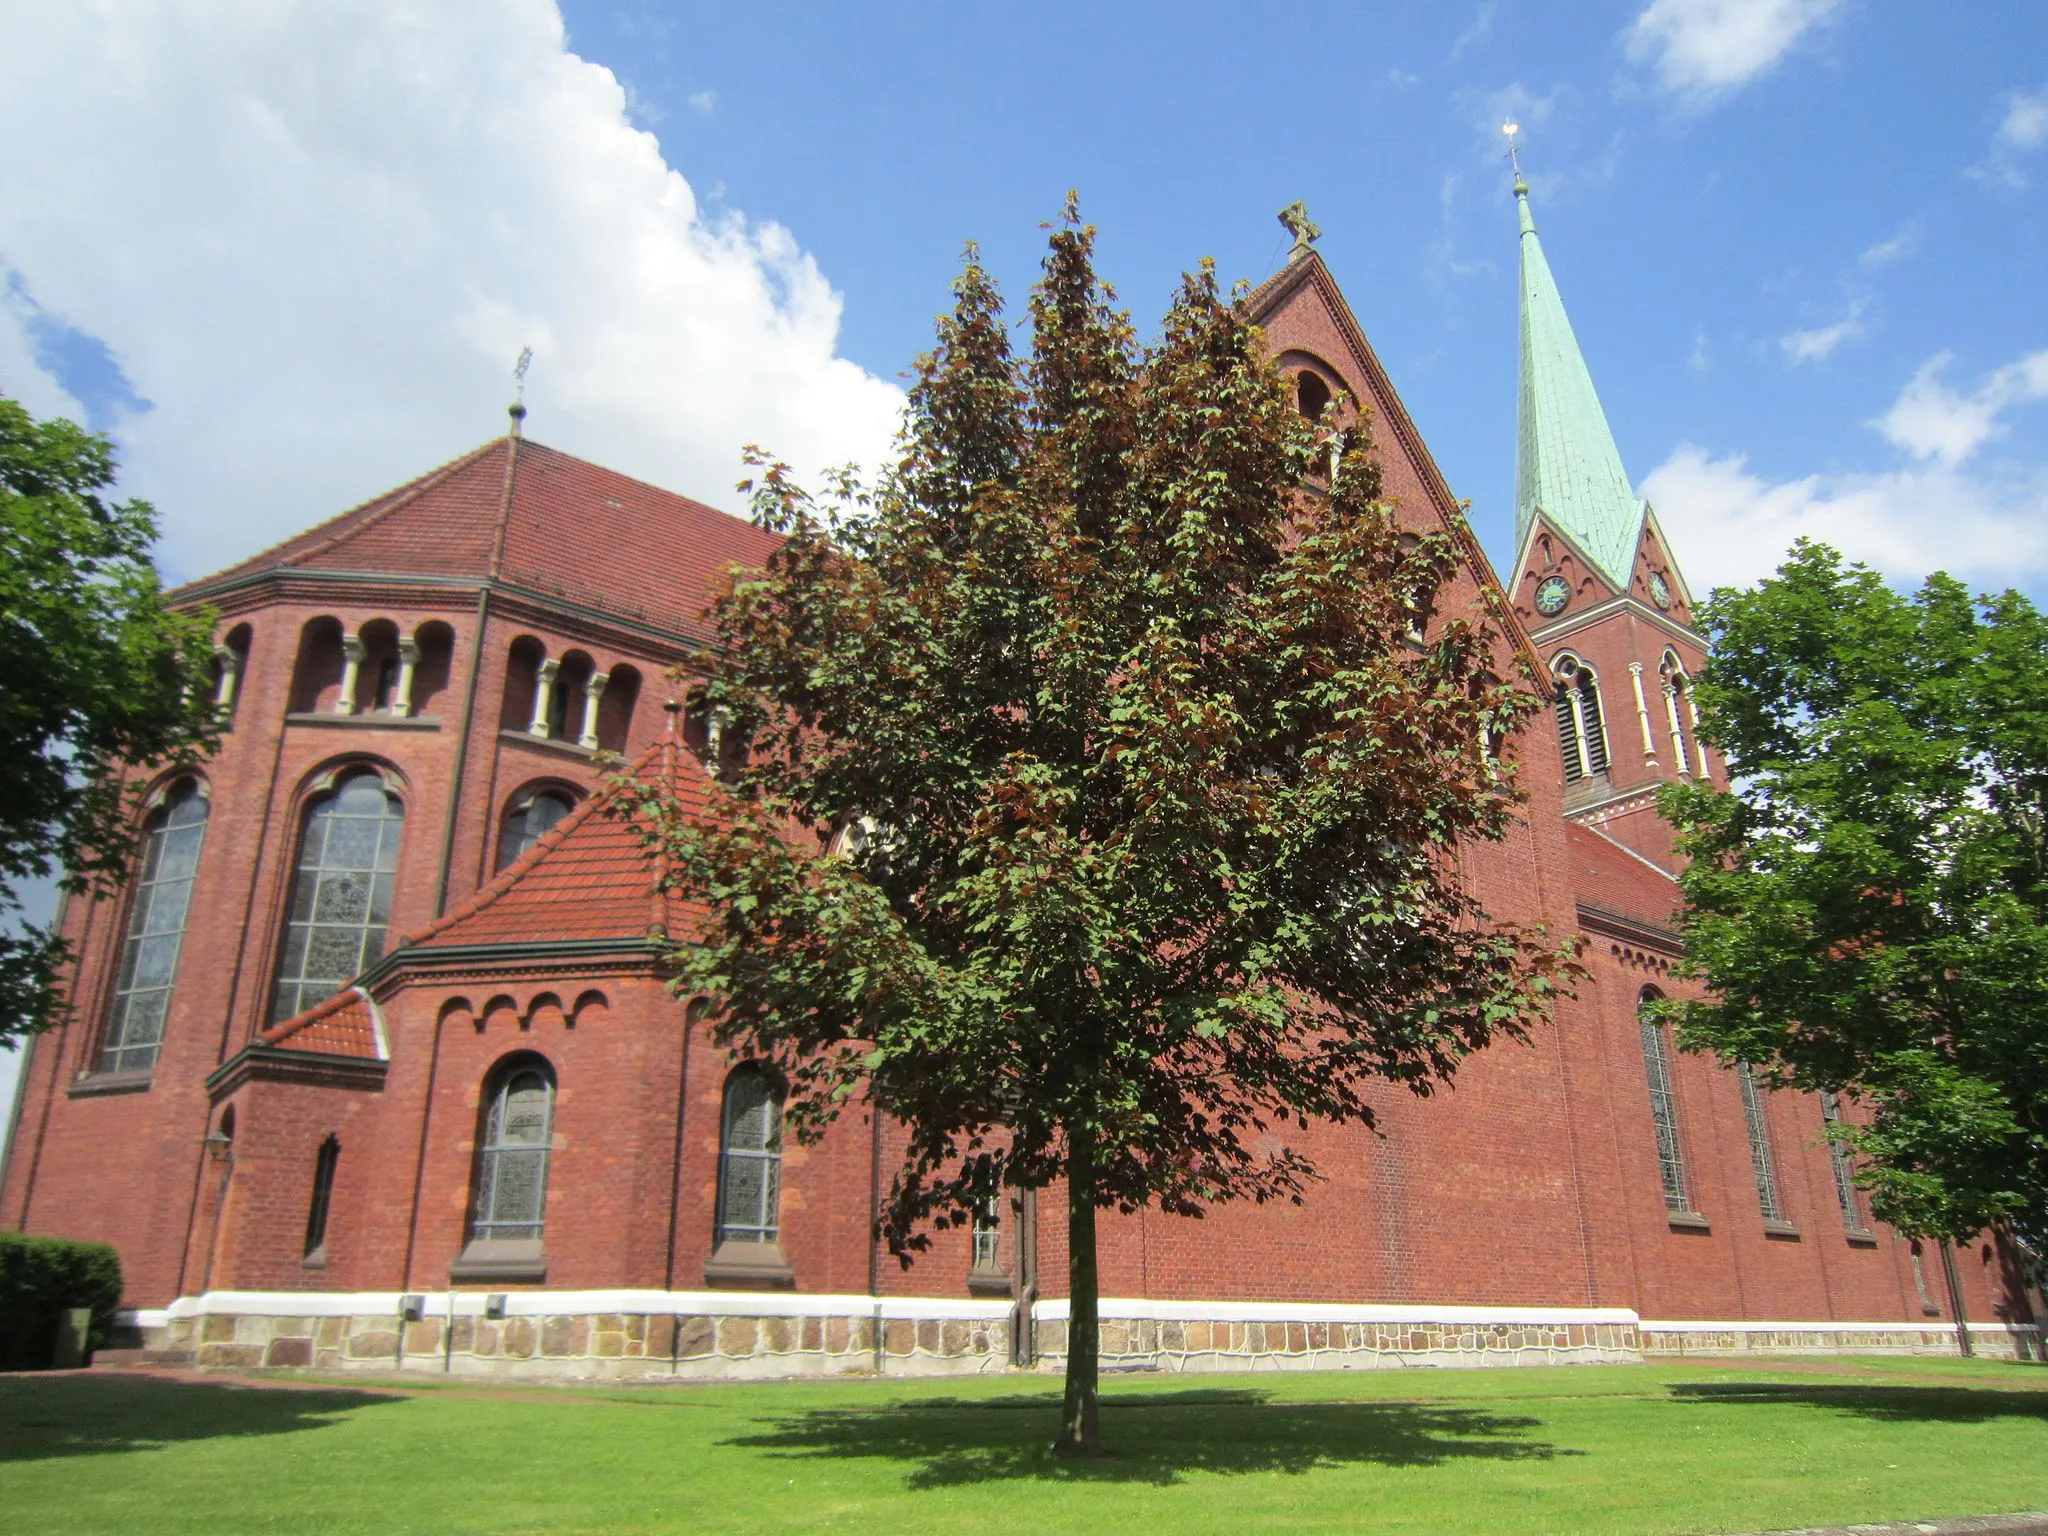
[1639,992,1690,1212]
[270,771,404,1023]
[717,1069,782,1244]
[1737,1064,1785,1222]
[1820,1091,1864,1230]
[98,782,209,1074]
[472,1062,555,1243]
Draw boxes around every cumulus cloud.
[1875,351,2048,465]
[1625,0,1841,106]
[1641,347,2048,592]
[1779,297,1867,365]
[1970,83,2048,188]
[0,1,904,582]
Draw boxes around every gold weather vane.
[1502,120,1526,190]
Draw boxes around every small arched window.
[717,1067,783,1245]
[471,1058,557,1245]
[271,769,404,1023]
[303,1134,340,1265]
[1295,370,1333,424]
[1638,989,1691,1214]
[212,625,252,721]
[1551,655,1610,783]
[98,780,210,1075]
[496,788,577,871]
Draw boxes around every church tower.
[1506,171,1716,869]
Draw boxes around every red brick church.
[3,186,2036,1376]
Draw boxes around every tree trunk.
[1055,1128,1100,1456]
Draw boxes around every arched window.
[212,625,252,721]
[470,1058,556,1244]
[1819,1091,1865,1232]
[1638,989,1691,1214]
[270,769,404,1023]
[98,781,209,1075]
[1736,1064,1785,1223]
[1660,651,1696,777]
[496,788,577,871]
[1552,655,1609,782]
[1295,369,1332,424]
[717,1067,783,1244]
[303,1134,340,1265]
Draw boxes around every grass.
[3,1357,2047,1534]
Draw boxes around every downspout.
[1941,1240,1974,1358]
[1014,1186,1039,1368]
[399,1002,452,1290]
[662,998,695,1292]
[869,1104,884,1374]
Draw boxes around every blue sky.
[0,0,2043,1145]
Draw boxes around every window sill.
[704,1238,795,1289]
[1762,1219,1801,1240]
[1845,1228,1880,1247]
[498,728,597,761]
[1561,772,1614,813]
[450,1238,547,1283]
[966,1265,1013,1298]
[1667,1210,1711,1233]
[286,711,442,731]
[68,1070,153,1098]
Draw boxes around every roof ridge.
[175,437,507,595]
[397,736,670,950]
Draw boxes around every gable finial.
[1277,201,1322,262]
[508,345,533,437]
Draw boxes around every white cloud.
[1779,297,1867,364]
[1641,445,2048,592]
[1970,83,2048,188]
[1625,0,1842,106]
[1858,224,1916,270]
[1642,347,2048,591]
[687,89,716,114]
[1448,4,1497,64]
[0,1,904,582]
[1875,351,2048,465]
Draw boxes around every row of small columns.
[212,645,246,712]
[529,659,610,750]
[336,632,423,718]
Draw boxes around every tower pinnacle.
[1513,173,1644,591]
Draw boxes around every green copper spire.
[1515,179,1645,591]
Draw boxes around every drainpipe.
[1941,1240,1973,1358]
[1013,1186,1039,1368]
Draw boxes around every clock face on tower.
[1649,571,1672,610]
[1534,575,1570,616]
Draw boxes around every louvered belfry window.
[99,781,210,1074]
[1553,656,1608,782]
[271,770,404,1023]
[472,1062,556,1243]
[1638,991,1690,1212]
[717,1068,784,1244]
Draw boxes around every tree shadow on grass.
[0,1374,398,1463]
[724,1387,1574,1488]
[1672,1381,2048,1425]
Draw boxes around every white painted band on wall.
[1644,1319,2038,1335]
[1034,1298,1641,1326]
[164,1289,1017,1322]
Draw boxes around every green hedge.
[0,1231,124,1369]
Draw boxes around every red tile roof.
[1564,822,1682,931]
[401,733,716,950]
[261,986,388,1060]
[183,436,781,645]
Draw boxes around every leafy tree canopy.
[627,206,1576,1451]
[1662,540,2048,1243]
[0,397,218,1044]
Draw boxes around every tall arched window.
[1552,655,1610,782]
[98,781,210,1074]
[470,1058,556,1245]
[496,788,577,871]
[717,1067,783,1245]
[1737,1064,1785,1223]
[1819,1091,1865,1232]
[1638,989,1691,1213]
[271,769,404,1023]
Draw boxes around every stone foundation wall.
[1643,1321,2042,1362]
[128,1293,2043,1380]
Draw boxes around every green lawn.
[4,1357,2047,1535]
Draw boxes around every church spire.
[1513,175,1645,592]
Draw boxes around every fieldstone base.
[126,1295,2042,1382]
[1643,1321,2042,1361]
